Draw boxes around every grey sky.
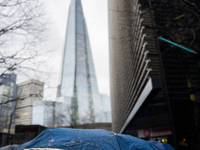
[44,0,110,99]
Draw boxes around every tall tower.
[57,0,103,126]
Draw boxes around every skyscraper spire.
[58,0,103,126]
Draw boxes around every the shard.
[56,0,103,126]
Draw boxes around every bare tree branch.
[0,0,48,76]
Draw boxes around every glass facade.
[0,74,17,133]
[100,94,112,123]
[58,0,103,126]
[32,100,55,127]
[60,0,76,98]
[55,96,71,127]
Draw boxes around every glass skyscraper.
[56,0,103,126]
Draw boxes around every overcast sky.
[43,0,110,99]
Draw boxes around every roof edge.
[18,79,44,86]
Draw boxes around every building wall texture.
[109,0,200,149]
[15,80,44,126]
[109,0,133,133]
[109,0,162,133]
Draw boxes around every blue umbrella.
[149,141,175,150]
[13,128,159,150]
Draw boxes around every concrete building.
[109,0,200,149]
[15,80,44,126]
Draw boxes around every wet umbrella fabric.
[13,128,159,150]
